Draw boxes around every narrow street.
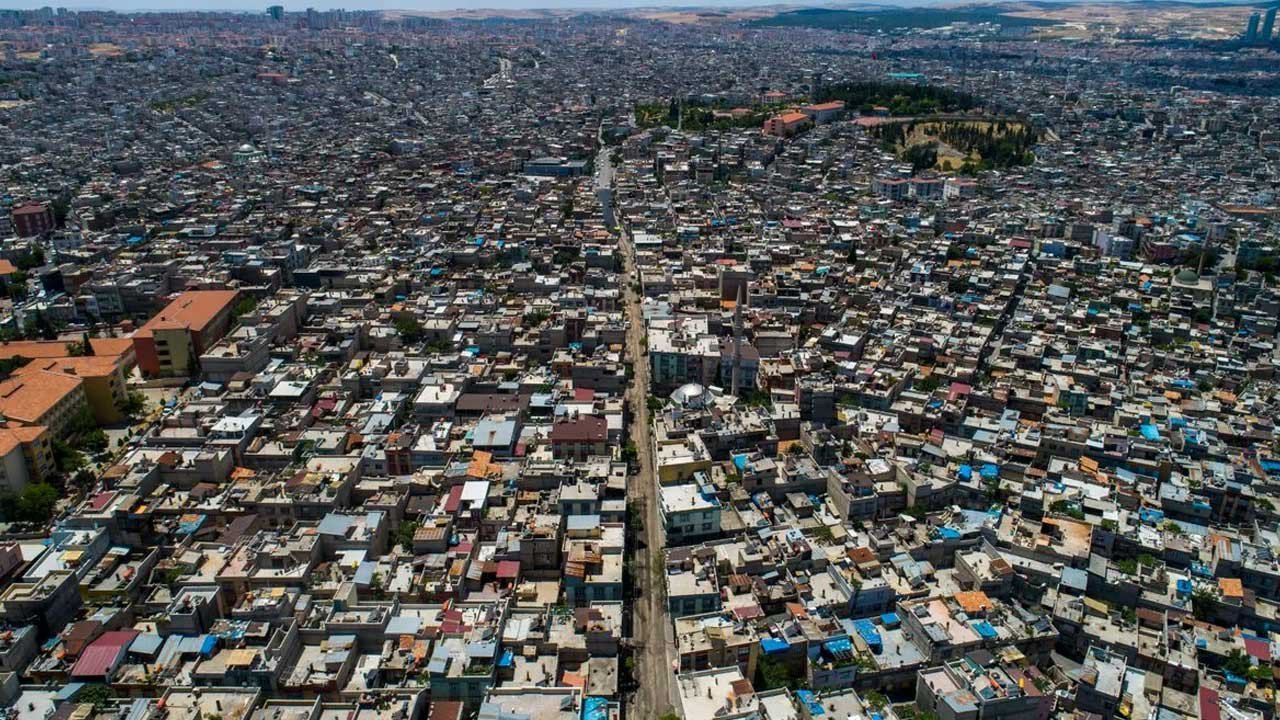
[598,142,674,719]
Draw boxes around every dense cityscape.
[0,3,1278,720]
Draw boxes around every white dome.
[669,383,707,408]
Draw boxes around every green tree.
[754,654,799,691]
[52,438,87,474]
[119,390,147,418]
[1222,648,1252,678]
[80,428,109,454]
[1191,587,1218,621]
[395,521,420,550]
[74,684,115,711]
[395,317,425,344]
[18,483,58,522]
[231,296,258,320]
[2,482,60,523]
[0,356,30,381]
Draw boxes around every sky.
[4,0,1258,16]
[6,0,824,12]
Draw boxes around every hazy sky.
[5,0,833,12]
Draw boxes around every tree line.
[816,81,979,116]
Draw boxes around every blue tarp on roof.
[797,690,824,716]
[973,621,998,639]
[824,637,853,655]
[881,613,900,627]
[178,514,206,535]
[761,638,789,654]
[1260,459,1280,475]
[957,465,973,481]
[734,454,749,471]
[937,527,961,540]
[853,619,882,648]
[176,635,217,656]
[1139,508,1165,524]
[1140,424,1161,441]
[1176,579,1192,595]
[499,649,514,668]
[980,464,999,479]
[583,697,609,720]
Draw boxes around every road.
[599,138,675,719]
[483,56,514,90]
[595,144,614,227]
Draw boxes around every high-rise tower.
[1262,7,1277,43]
[1245,12,1261,43]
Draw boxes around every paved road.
[601,147,675,719]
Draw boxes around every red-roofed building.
[443,485,464,514]
[1199,687,1221,720]
[550,415,608,460]
[802,100,846,124]
[1244,637,1270,662]
[11,203,54,238]
[133,290,239,377]
[70,629,138,680]
[764,111,811,138]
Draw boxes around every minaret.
[731,285,744,398]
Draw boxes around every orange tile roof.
[0,337,133,361]
[5,424,47,443]
[1219,577,1243,599]
[15,356,121,379]
[136,290,239,338]
[954,590,994,614]
[0,429,21,456]
[0,370,82,425]
[0,260,16,275]
[89,338,134,358]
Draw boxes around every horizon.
[1,0,1270,15]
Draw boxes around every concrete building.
[133,289,240,377]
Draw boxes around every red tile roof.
[136,290,239,338]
